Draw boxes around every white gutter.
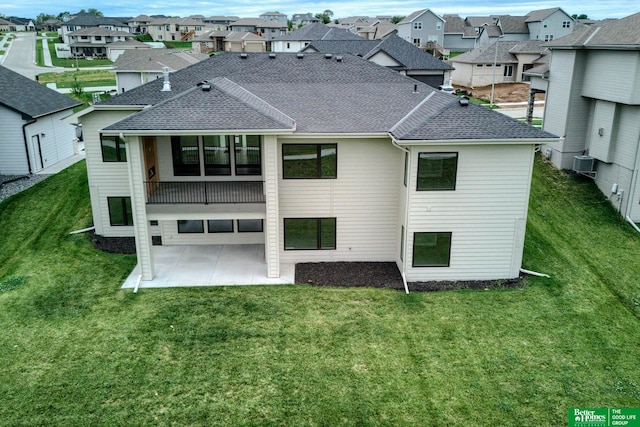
[101,128,295,136]
[390,139,411,294]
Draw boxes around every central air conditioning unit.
[573,155,596,178]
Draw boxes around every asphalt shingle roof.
[113,50,208,72]
[274,23,364,41]
[0,66,81,118]
[100,52,555,141]
[65,13,127,27]
[497,15,529,34]
[545,12,640,48]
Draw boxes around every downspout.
[21,117,36,174]
[391,137,411,294]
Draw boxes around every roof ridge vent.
[324,53,333,59]
[240,53,248,59]
[296,53,304,59]
[336,55,343,62]
[269,52,276,58]
[459,96,469,106]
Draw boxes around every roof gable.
[545,12,640,48]
[0,66,80,118]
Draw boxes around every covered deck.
[122,244,295,289]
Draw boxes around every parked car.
[438,85,456,95]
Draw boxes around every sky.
[1,0,637,21]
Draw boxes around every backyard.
[0,157,639,425]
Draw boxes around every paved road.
[2,32,67,80]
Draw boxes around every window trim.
[412,232,452,267]
[177,220,204,233]
[107,197,133,226]
[101,134,127,162]
[282,143,337,179]
[233,135,262,176]
[203,135,231,176]
[416,152,459,191]
[284,217,336,250]
[237,219,264,233]
[207,219,234,233]
[413,22,422,30]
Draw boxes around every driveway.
[2,32,66,80]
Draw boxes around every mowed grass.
[0,158,639,426]
[37,69,115,88]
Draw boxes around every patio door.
[143,137,158,198]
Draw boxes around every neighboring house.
[450,40,547,87]
[42,19,63,33]
[0,18,13,32]
[67,27,136,58]
[443,14,479,53]
[112,49,208,93]
[531,13,640,221]
[397,9,446,54]
[259,12,288,25]
[291,13,319,27]
[5,17,36,32]
[127,15,153,35]
[192,30,231,53]
[303,34,453,87]
[73,52,556,286]
[352,20,397,40]
[272,23,364,53]
[223,32,266,52]
[228,18,287,41]
[524,7,574,42]
[202,16,239,30]
[147,17,208,41]
[61,13,130,44]
[494,15,529,41]
[106,39,153,61]
[0,66,81,175]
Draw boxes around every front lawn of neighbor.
[44,39,113,68]
[0,157,639,425]
[37,69,115,88]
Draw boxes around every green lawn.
[45,39,113,68]
[37,69,115,88]
[0,158,639,425]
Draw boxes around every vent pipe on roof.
[161,66,171,92]
[459,96,470,106]
[413,84,418,94]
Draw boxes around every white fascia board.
[278,132,390,140]
[391,136,559,146]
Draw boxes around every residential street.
[1,32,66,80]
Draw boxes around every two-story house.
[228,19,287,42]
[73,52,556,288]
[147,17,208,41]
[127,15,153,35]
[533,13,640,222]
[397,9,446,54]
[61,13,130,44]
[524,7,574,42]
[67,27,136,58]
[272,23,364,53]
[259,12,288,25]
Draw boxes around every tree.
[87,8,104,17]
[571,13,588,19]
[57,11,71,22]
[315,9,333,24]
[390,16,405,24]
[35,13,56,24]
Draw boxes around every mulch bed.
[296,262,525,292]
[88,230,137,254]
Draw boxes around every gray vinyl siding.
[582,51,640,105]
[0,107,29,175]
[588,100,617,163]
[398,11,444,45]
[443,34,476,52]
[405,144,534,281]
[278,137,401,263]
[80,109,139,237]
[543,50,590,169]
[528,10,574,42]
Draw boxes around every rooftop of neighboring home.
[148,17,204,26]
[128,15,153,23]
[97,52,554,142]
[305,34,453,71]
[64,12,128,27]
[543,12,640,48]
[67,27,133,37]
[451,40,547,63]
[274,23,364,41]
[0,66,81,118]
[229,18,287,28]
[399,9,445,24]
[112,49,208,72]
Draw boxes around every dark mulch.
[88,230,137,254]
[296,262,525,292]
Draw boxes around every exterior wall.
[542,49,590,169]
[398,11,444,46]
[443,34,476,52]
[272,40,308,52]
[451,61,514,87]
[528,11,574,42]
[278,137,402,263]
[0,107,29,175]
[582,51,640,105]
[80,109,140,237]
[160,220,264,245]
[24,110,77,172]
[514,53,540,82]
[404,143,534,281]
[587,100,617,163]
[368,51,401,67]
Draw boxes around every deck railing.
[144,181,265,204]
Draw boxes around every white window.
[503,65,514,77]
[543,20,548,28]
[562,21,571,28]
[544,34,554,41]
[413,22,422,30]
[413,38,421,45]
[436,22,442,30]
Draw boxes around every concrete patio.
[122,244,296,289]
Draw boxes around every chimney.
[161,67,171,92]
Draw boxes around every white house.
[73,52,557,287]
[0,66,80,175]
[534,13,640,222]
